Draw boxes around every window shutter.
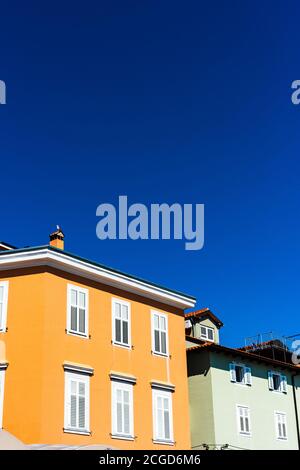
[229,363,236,382]
[78,309,85,334]
[122,320,128,345]
[245,408,250,433]
[78,395,85,428]
[157,397,164,439]
[161,331,167,354]
[268,371,274,390]
[70,380,77,428]
[123,391,130,435]
[78,382,86,429]
[282,420,287,438]
[281,375,287,393]
[245,367,252,385]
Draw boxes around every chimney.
[49,226,65,250]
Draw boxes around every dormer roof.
[185,307,223,327]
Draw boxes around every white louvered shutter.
[281,375,287,393]
[123,390,130,435]
[245,367,252,385]
[229,363,236,382]
[70,289,78,332]
[268,371,274,390]
[78,292,86,334]
[157,396,164,439]
[163,397,170,440]
[78,382,86,428]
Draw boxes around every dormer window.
[200,325,214,342]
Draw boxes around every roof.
[0,241,17,251]
[185,307,223,327]
[187,339,300,372]
[0,245,196,309]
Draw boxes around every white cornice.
[0,248,196,309]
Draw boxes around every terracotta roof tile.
[185,308,223,327]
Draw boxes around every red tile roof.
[187,340,300,371]
[185,308,223,327]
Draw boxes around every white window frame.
[112,298,131,348]
[152,389,174,444]
[275,411,288,441]
[66,284,89,338]
[0,369,5,428]
[229,362,252,386]
[200,325,214,342]
[236,405,251,437]
[0,281,9,333]
[64,372,90,435]
[111,381,134,439]
[151,311,169,357]
[268,371,287,394]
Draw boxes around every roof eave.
[0,246,196,309]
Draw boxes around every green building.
[186,309,300,450]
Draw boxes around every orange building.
[0,231,195,449]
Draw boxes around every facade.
[0,229,196,449]
[186,310,300,450]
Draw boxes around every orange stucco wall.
[0,267,191,449]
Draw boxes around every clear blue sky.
[1,1,299,347]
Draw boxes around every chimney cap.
[49,226,65,240]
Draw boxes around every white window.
[229,363,252,386]
[0,370,5,428]
[111,381,134,439]
[112,299,131,347]
[268,371,287,393]
[0,281,9,332]
[275,412,288,440]
[237,405,251,436]
[64,372,90,434]
[152,389,174,443]
[67,284,88,337]
[200,325,214,342]
[151,311,168,356]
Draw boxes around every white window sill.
[112,341,132,350]
[153,439,175,446]
[110,434,135,441]
[66,330,89,339]
[239,432,251,438]
[63,428,91,436]
[233,382,251,387]
[151,351,169,358]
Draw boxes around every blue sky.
[0,1,300,346]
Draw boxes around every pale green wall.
[188,350,300,450]
[193,318,220,344]
[187,351,216,448]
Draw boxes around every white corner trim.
[0,248,195,308]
